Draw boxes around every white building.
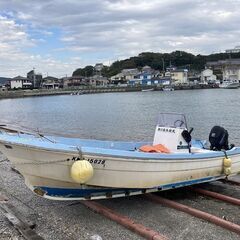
[111,68,140,82]
[206,59,240,81]
[200,69,217,83]
[225,46,240,54]
[10,76,32,89]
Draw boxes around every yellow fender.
[223,157,232,176]
[223,157,232,168]
[71,160,94,183]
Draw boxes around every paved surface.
[0,153,239,240]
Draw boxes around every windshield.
[157,113,187,129]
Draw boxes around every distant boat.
[163,86,174,91]
[219,80,239,89]
[70,91,84,95]
[142,88,154,92]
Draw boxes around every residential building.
[121,68,140,81]
[27,70,42,88]
[111,68,140,84]
[42,76,60,89]
[94,63,104,75]
[200,69,217,84]
[111,66,160,85]
[129,75,171,86]
[170,69,188,84]
[129,72,152,85]
[225,46,240,54]
[206,59,240,81]
[90,75,109,86]
[62,76,86,88]
[10,76,32,89]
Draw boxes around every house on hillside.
[94,63,104,75]
[10,76,32,89]
[225,46,240,54]
[206,59,240,81]
[110,68,140,84]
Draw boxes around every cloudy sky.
[0,0,240,78]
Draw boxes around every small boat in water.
[141,88,154,92]
[0,113,239,200]
[163,86,174,91]
[70,91,83,95]
[219,80,239,89]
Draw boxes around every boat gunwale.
[1,133,240,161]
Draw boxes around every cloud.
[0,0,240,77]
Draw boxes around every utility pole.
[33,67,36,88]
[161,58,165,76]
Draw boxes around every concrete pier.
[0,84,219,100]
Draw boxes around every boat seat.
[139,144,171,153]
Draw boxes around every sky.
[0,0,240,78]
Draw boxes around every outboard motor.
[209,126,229,151]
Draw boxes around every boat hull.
[0,133,240,200]
[219,82,239,89]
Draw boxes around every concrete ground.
[0,153,239,240]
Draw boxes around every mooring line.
[145,194,240,235]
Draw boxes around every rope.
[76,146,83,159]
[13,158,71,165]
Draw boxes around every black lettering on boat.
[86,158,106,165]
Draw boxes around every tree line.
[72,51,240,77]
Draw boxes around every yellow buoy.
[224,167,231,176]
[70,160,94,183]
[223,157,232,168]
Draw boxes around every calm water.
[0,89,240,145]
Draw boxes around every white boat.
[0,113,239,200]
[163,86,174,91]
[219,80,239,89]
[141,88,154,92]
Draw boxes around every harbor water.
[0,88,240,145]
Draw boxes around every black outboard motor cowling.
[209,126,229,151]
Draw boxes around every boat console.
[153,113,190,153]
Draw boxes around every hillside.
[72,51,240,77]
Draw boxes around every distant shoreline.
[0,85,218,100]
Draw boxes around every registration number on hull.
[69,156,106,166]
[86,158,105,165]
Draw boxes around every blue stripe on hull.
[36,175,224,199]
